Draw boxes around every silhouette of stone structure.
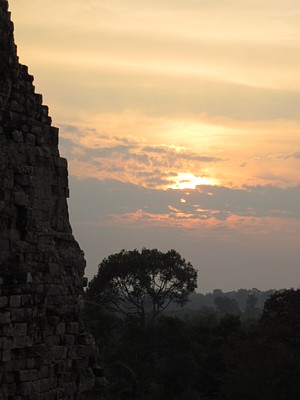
[0,1,101,398]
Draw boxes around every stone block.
[60,334,75,346]
[76,333,95,346]
[0,312,11,324]
[74,344,95,358]
[0,384,10,397]
[0,239,10,252]
[55,322,65,335]
[21,294,32,307]
[2,325,14,337]
[46,335,60,346]
[12,131,23,143]
[48,263,60,276]
[10,240,34,253]
[1,349,11,362]
[12,190,28,206]
[34,93,43,105]
[14,173,31,186]
[62,381,77,394]
[13,322,27,337]
[75,277,88,288]
[26,358,36,369]
[50,346,68,360]
[78,368,95,392]
[9,295,22,308]
[18,380,40,396]
[11,308,32,322]
[39,378,52,393]
[26,133,35,145]
[2,169,14,189]
[2,337,14,349]
[0,296,8,308]
[27,344,50,360]
[66,322,79,334]
[17,369,38,382]
[37,365,51,379]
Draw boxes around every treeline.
[173,287,276,312]
[82,249,300,399]
[82,288,300,400]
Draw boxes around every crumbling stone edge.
[0,1,103,398]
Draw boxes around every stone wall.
[0,1,100,398]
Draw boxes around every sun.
[167,173,216,190]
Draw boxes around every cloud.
[59,126,222,188]
[68,177,300,225]
[142,145,220,163]
[57,121,300,191]
[277,152,300,160]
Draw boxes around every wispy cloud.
[277,152,300,160]
[69,177,300,224]
[59,126,222,188]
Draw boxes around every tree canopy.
[261,288,300,349]
[86,248,197,325]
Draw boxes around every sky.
[9,0,300,292]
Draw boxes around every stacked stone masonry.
[0,1,101,398]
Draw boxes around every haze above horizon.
[10,0,300,292]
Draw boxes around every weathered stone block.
[11,308,32,322]
[0,312,11,324]
[2,324,14,337]
[0,296,8,308]
[38,378,53,393]
[9,295,22,308]
[55,322,65,335]
[26,133,35,145]
[2,337,14,349]
[0,385,10,398]
[60,334,75,346]
[13,322,27,337]
[10,240,35,253]
[50,346,68,360]
[11,190,28,206]
[18,381,41,396]
[45,335,59,347]
[17,369,39,382]
[12,130,23,142]
[78,368,95,392]
[66,322,79,334]
[1,349,11,363]
[2,169,14,189]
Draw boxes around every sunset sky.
[10,0,300,292]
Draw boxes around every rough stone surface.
[0,1,102,398]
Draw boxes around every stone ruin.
[0,1,101,398]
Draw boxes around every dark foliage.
[86,248,197,327]
[83,264,299,400]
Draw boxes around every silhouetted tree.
[86,248,197,327]
[261,288,300,349]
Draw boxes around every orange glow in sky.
[8,0,300,291]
